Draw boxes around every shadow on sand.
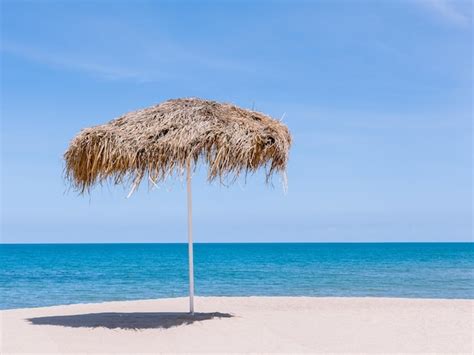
[27,312,233,330]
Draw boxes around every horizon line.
[1,241,472,245]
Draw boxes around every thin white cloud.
[1,40,154,82]
[1,33,252,83]
[416,0,471,27]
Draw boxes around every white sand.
[1,297,472,354]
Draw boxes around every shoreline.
[2,294,473,312]
[2,296,472,353]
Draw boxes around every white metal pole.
[186,159,195,314]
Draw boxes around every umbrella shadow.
[27,311,233,330]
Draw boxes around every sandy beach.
[1,296,472,354]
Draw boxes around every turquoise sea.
[1,243,473,309]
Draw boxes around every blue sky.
[1,0,472,243]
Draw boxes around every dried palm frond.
[64,98,292,193]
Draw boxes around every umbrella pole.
[186,158,195,315]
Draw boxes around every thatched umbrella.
[64,97,291,314]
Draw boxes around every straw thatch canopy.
[64,98,291,193]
